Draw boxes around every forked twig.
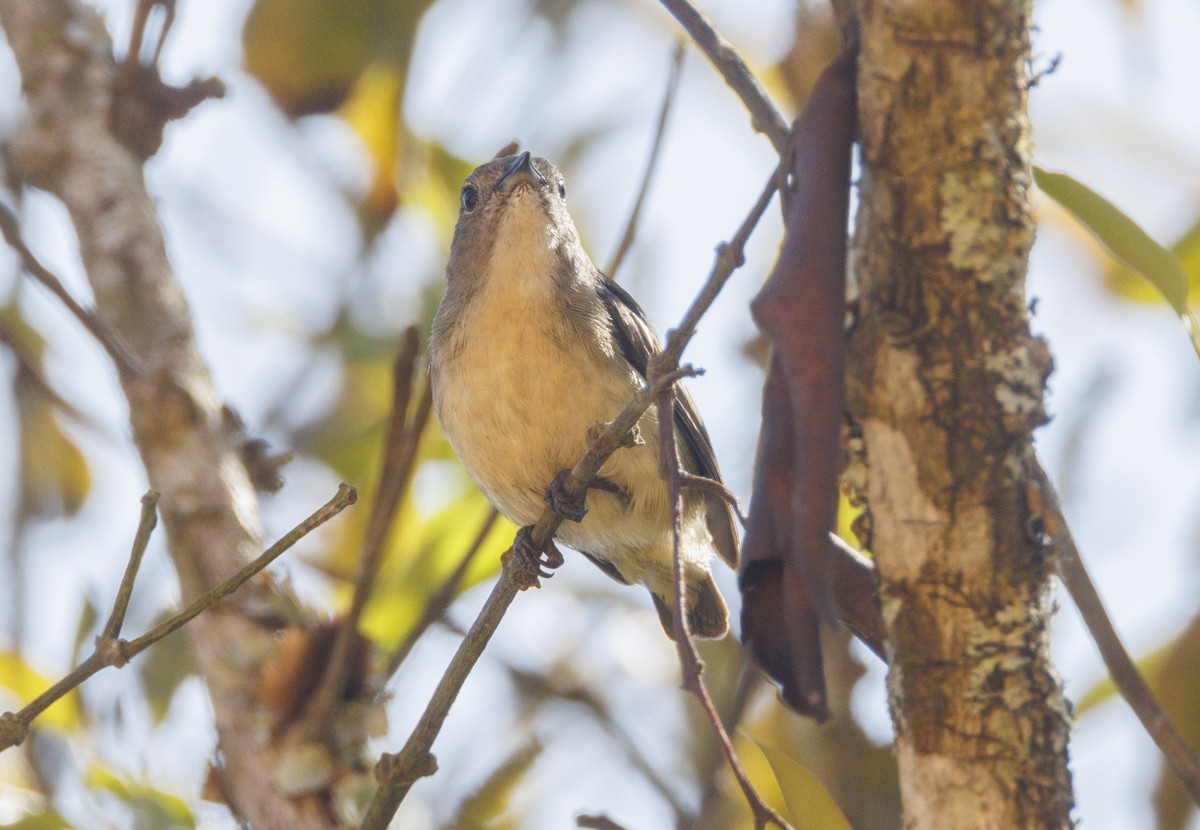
[653,383,791,830]
[359,169,780,830]
[0,484,356,752]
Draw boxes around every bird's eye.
[557,180,566,198]
[461,184,479,212]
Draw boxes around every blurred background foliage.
[0,0,1198,828]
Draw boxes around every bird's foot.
[588,476,631,509]
[545,470,588,522]
[546,471,632,521]
[508,526,565,590]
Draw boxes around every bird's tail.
[651,572,729,640]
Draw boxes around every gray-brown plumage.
[429,151,737,638]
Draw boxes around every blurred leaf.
[0,812,73,830]
[1106,219,1200,308]
[0,653,82,731]
[360,487,513,650]
[243,0,392,117]
[86,765,195,830]
[1073,637,1180,716]
[748,739,854,830]
[1034,167,1200,357]
[338,62,404,219]
[1146,615,1200,829]
[17,381,91,518]
[442,742,542,830]
[70,597,98,667]
[137,627,196,724]
[1033,167,1190,314]
[1,303,91,518]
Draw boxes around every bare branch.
[293,327,428,738]
[658,0,789,153]
[101,490,159,640]
[0,201,140,375]
[0,484,356,753]
[653,379,791,830]
[382,507,501,681]
[1037,468,1200,807]
[607,40,685,278]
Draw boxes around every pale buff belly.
[433,319,712,592]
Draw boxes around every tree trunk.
[847,0,1075,826]
[0,2,341,827]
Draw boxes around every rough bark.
[0,3,340,827]
[846,1,1074,827]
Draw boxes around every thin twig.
[653,379,791,830]
[123,0,175,72]
[0,484,357,752]
[577,816,632,830]
[0,202,139,375]
[1038,468,1200,807]
[607,40,685,279]
[360,366,696,829]
[101,490,159,640]
[296,328,427,737]
[679,471,749,527]
[382,507,501,682]
[657,0,790,154]
[360,164,780,830]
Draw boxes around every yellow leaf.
[745,736,854,830]
[338,62,404,218]
[16,370,90,518]
[0,652,83,731]
[242,0,390,117]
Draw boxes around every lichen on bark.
[846,0,1074,826]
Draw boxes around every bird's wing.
[597,277,739,567]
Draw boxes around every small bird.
[429,150,738,638]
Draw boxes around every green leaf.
[1034,167,1191,314]
[0,811,73,829]
[1,304,92,518]
[137,626,196,724]
[1073,640,1173,716]
[1105,219,1200,308]
[86,765,195,830]
[442,742,542,830]
[1034,167,1200,358]
[747,738,853,830]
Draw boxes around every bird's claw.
[545,470,587,522]
[510,526,565,589]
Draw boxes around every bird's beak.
[496,151,547,191]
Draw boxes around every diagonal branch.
[0,202,140,375]
[657,0,789,153]
[1035,466,1200,807]
[653,379,792,830]
[360,165,781,830]
[0,484,356,753]
[292,327,429,739]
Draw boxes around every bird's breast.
[433,282,641,526]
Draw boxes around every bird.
[429,150,738,638]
